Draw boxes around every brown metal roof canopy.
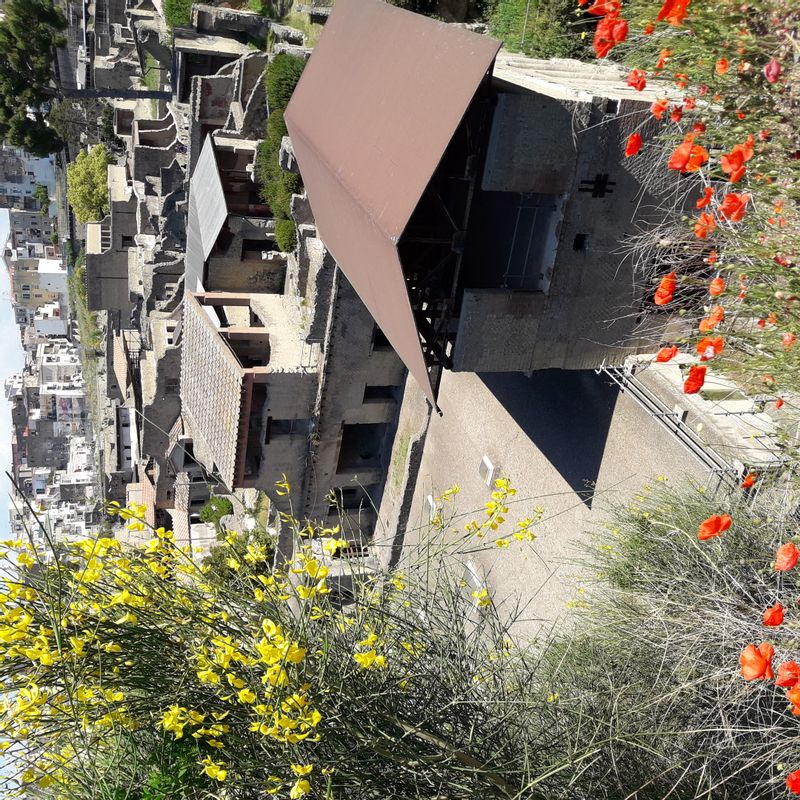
[284,0,501,404]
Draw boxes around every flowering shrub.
[548,479,800,797]
[0,480,630,800]
[570,0,800,397]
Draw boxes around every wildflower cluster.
[0,479,597,799]
[581,0,800,395]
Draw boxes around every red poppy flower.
[764,58,782,83]
[625,132,643,157]
[763,602,784,627]
[650,97,669,119]
[586,0,620,14]
[720,137,754,183]
[740,472,756,489]
[593,12,628,58]
[698,305,724,332]
[776,542,800,572]
[693,121,706,133]
[740,642,774,680]
[709,277,725,296]
[670,104,683,123]
[736,109,746,120]
[655,345,679,362]
[777,661,800,688]
[696,187,713,209]
[654,271,676,305]
[668,134,709,172]
[684,364,707,395]
[643,20,655,34]
[775,254,793,267]
[696,336,723,361]
[627,69,647,91]
[707,249,718,265]
[697,512,731,539]
[776,398,785,409]
[655,49,672,70]
[685,97,697,110]
[719,193,749,222]
[787,769,800,794]
[694,213,716,239]
[656,0,691,26]
[720,150,746,183]
[715,58,730,75]
[783,333,797,350]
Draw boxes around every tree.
[32,184,50,214]
[0,0,67,156]
[66,144,111,223]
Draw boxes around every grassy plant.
[547,479,800,798]
[142,52,162,92]
[0,479,639,800]
[487,0,590,58]
[163,0,192,27]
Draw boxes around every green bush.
[247,0,278,14]
[487,0,588,59]
[256,109,302,222]
[163,0,192,27]
[265,53,306,111]
[274,219,297,252]
[199,496,234,530]
[66,144,111,223]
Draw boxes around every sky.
[0,210,27,535]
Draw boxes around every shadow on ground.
[478,370,620,508]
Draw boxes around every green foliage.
[32,183,49,213]
[163,0,192,27]
[274,219,297,253]
[256,56,307,248]
[66,145,111,223]
[199,496,234,529]
[0,0,66,155]
[247,0,279,15]
[142,52,162,91]
[141,736,211,800]
[202,525,276,589]
[265,53,306,111]
[487,0,588,58]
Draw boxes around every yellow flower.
[68,636,86,656]
[238,688,256,704]
[200,757,228,782]
[275,475,291,496]
[304,559,329,580]
[289,778,311,799]
[197,669,221,685]
[16,551,35,569]
[495,538,510,548]
[353,649,386,669]
[296,584,317,600]
[113,611,138,625]
[226,673,245,689]
[322,537,348,555]
[291,764,314,776]
[471,588,491,608]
